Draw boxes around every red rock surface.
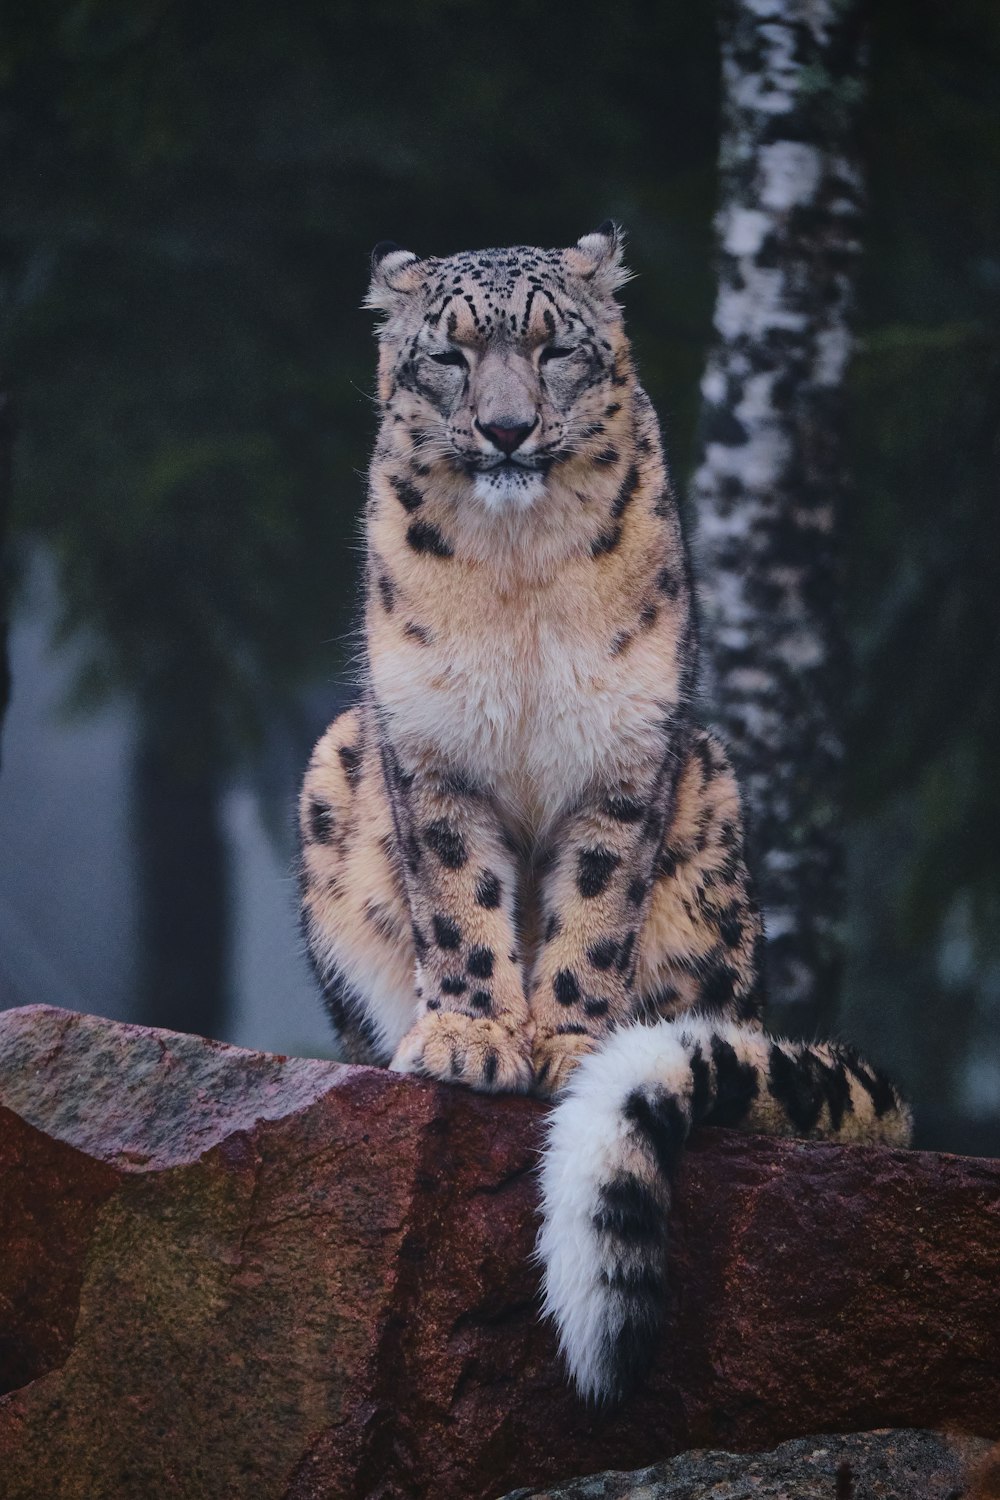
[0,1004,998,1500]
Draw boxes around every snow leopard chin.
[472,466,546,512]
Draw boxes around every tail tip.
[558,1292,665,1406]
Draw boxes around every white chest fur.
[370,582,670,839]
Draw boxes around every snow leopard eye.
[539,345,575,365]
[429,348,468,369]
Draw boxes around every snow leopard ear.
[365,242,423,310]
[564,221,632,297]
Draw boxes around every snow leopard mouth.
[468,455,554,478]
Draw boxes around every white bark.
[692,0,867,1020]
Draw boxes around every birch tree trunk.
[691,0,866,1026]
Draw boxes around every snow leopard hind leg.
[299,703,421,1069]
[299,700,533,1090]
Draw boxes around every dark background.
[1,0,998,1152]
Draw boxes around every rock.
[967,1441,1000,1499]
[1,1004,999,1500]
[499,1428,996,1498]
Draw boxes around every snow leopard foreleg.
[530,727,762,1095]
[380,739,533,1092]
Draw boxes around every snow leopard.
[298,225,911,1402]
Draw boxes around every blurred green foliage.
[1,0,998,1140]
[841,0,1000,1138]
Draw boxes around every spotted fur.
[298,226,911,1402]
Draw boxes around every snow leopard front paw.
[390,1011,533,1094]
[531,1030,598,1098]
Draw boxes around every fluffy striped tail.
[536,1016,912,1404]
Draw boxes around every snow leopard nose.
[475,418,538,455]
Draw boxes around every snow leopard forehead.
[366,225,631,342]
